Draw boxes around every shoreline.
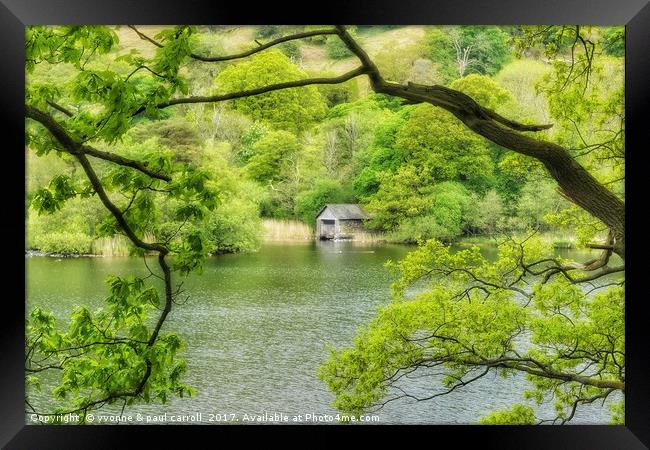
[25,232,579,259]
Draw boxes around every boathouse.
[315,204,369,240]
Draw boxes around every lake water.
[25,241,619,424]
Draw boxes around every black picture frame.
[1,1,648,448]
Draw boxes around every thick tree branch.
[25,104,80,152]
[26,105,172,182]
[570,265,625,283]
[490,358,624,391]
[128,25,339,62]
[132,66,369,116]
[80,145,171,182]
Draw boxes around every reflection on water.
[26,241,619,424]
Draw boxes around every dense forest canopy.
[25,25,624,424]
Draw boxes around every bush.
[326,33,354,59]
[279,41,300,59]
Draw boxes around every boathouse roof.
[316,204,369,220]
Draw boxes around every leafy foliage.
[320,238,624,423]
[27,275,195,423]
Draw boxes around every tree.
[428,26,511,82]
[214,50,326,132]
[365,165,437,231]
[390,182,475,243]
[245,130,301,183]
[373,40,431,84]
[467,189,505,235]
[320,236,624,423]
[351,99,495,240]
[25,24,624,423]
[515,179,570,230]
[392,103,495,190]
[353,111,407,199]
[602,27,625,57]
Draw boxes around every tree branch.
[132,66,369,116]
[128,25,339,62]
[81,145,171,182]
[73,153,167,253]
[26,105,172,182]
[46,100,74,117]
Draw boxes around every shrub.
[279,41,300,59]
[326,32,355,59]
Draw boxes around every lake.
[26,240,619,424]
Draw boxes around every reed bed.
[262,219,387,244]
[91,232,156,256]
[262,219,314,241]
[347,230,387,244]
